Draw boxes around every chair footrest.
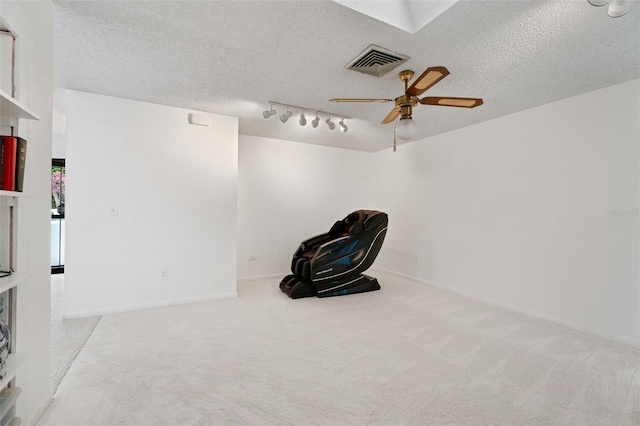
[279,274,380,299]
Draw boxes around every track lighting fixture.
[264,102,350,134]
[588,0,635,17]
[326,117,336,130]
[262,105,276,119]
[280,108,292,123]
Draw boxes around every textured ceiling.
[53,0,640,152]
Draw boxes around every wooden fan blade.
[381,107,400,124]
[419,96,484,108]
[330,98,393,103]
[406,66,449,96]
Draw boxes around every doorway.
[51,158,65,274]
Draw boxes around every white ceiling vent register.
[346,44,410,77]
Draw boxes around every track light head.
[280,109,292,123]
[263,106,276,119]
[266,102,350,134]
[326,117,335,130]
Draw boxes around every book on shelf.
[0,136,27,192]
[0,137,16,191]
[14,137,26,192]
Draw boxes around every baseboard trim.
[29,394,54,426]
[372,268,640,350]
[63,292,238,319]
[237,273,286,282]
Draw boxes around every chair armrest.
[294,233,333,257]
[310,235,354,266]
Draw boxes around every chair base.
[279,275,316,299]
[280,274,380,299]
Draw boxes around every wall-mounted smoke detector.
[345,44,410,78]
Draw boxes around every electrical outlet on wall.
[247,253,256,261]
[161,270,168,280]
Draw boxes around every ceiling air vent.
[345,44,410,77]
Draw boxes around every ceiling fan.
[330,66,483,148]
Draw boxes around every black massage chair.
[280,210,388,299]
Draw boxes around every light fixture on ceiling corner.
[263,105,276,119]
[396,116,416,140]
[312,113,320,128]
[338,118,348,133]
[299,111,307,126]
[608,0,634,17]
[326,117,336,130]
[588,0,635,17]
[280,108,292,123]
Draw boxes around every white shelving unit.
[0,21,40,426]
[0,90,38,121]
[0,273,30,296]
[0,354,27,392]
[0,192,27,198]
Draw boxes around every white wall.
[237,135,372,279]
[372,79,640,348]
[61,80,639,350]
[51,88,67,159]
[0,0,54,423]
[64,91,238,317]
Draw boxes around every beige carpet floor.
[39,271,640,425]
[50,274,101,395]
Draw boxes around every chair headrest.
[343,210,382,235]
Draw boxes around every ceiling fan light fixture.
[280,109,292,123]
[588,0,608,6]
[339,119,348,133]
[329,66,484,150]
[263,106,276,119]
[326,117,336,130]
[312,114,320,128]
[396,117,416,140]
[299,111,307,126]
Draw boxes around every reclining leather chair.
[280,210,388,299]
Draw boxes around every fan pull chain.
[393,115,399,152]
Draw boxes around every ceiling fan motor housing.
[396,94,418,119]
